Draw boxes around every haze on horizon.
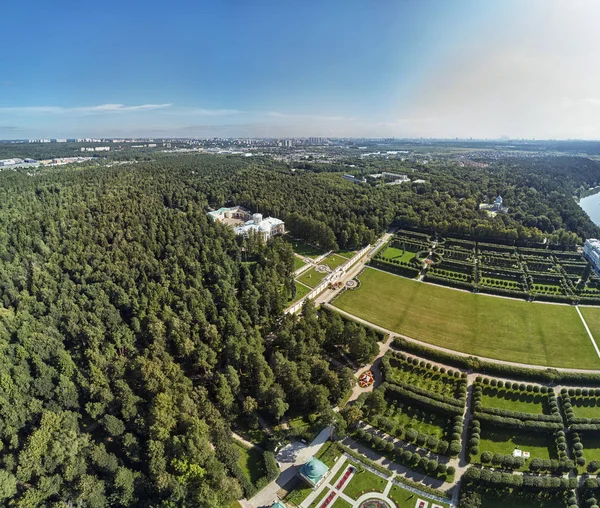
[1,0,599,140]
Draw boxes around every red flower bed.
[335,466,355,490]
[320,491,336,507]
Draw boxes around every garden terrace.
[379,244,417,264]
[440,248,473,262]
[559,388,600,427]
[296,267,328,288]
[522,258,555,272]
[396,229,432,242]
[442,237,476,250]
[561,262,587,276]
[519,247,555,258]
[438,258,474,274]
[469,419,561,471]
[381,351,467,403]
[477,242,516,255]
[479,254,520,269]
[552,251,583,262]
[474,378,557,417]
[362,389,462,456]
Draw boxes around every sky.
[1,0,600,139]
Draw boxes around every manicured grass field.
[297,268,327,288]
[381,246,417,264]
[288,237,326,258]
[308,488,330,508]
[322,254,348,270]
[234,443,266,486]
[477,428,556,462]
[578,307,600,348]
[334,268,600,369]
[388,484,449,508]
[480,388,547,415]
[315,442,343,468]
[343,469,387,500]
[288,281,311,304]
[294,257,307,271]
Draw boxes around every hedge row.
[369,258,420,278]
[354,428,452,479]
[473,412,563,431]
[463,467,578,490]
[337,441,452,499]
[392,337,600,385]
[422,273,474,291]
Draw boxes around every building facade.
[584,239,600,276]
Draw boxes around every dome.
[299,457,329,485]
[270,503,286,508]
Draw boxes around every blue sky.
[1,0,599,139]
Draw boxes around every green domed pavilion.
[298,456,329,488]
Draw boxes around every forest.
[0,151,599,506]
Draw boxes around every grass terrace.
[322,254,348,271]
[288,238,326,259]
[476,428,557,463]
[337,248,358,259]
[288,281,311,304]
[581,433,600,465]
[296,267,328,289]
[334,267,600,369]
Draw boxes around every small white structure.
[584,239,600,276]
[512,449,523,458]
[523,451,530,459]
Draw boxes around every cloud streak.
[267,111,356,122]
[0,103,172,114]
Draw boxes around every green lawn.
[297,267,328,289]
[234,443,265,486]
[386,357,461,398]
[343,469,388,500]
[308,488,330,508]
[331,498,352,508]
[288,281,311,304]
[476,428,556,462]
[572,398,600,418]
[479,388,547,415]
[578,307,600,350]
[334,268,600,369]
[388,484,449,508]
[288,238,326,259]
[286,483,314,506]
[294,257,307,271]
[582,433,600,464]
[322,254,348,270]
[381,246,417,264]
[382,400,450,440]
[337,249,358,259]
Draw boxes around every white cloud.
[0,103,172,114]
[172,107,244,116]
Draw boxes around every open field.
[297,267,328,288]
[388,484,449,508]
[477,428,556,461]
[288,238,326,258]
[480,388,546,415]
[579,307,600,342]
[337,248,358,259]
[334,268,600,369]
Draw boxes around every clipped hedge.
[392,337,600,385]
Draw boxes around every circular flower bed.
[315,264,332,273]
[359,499,393,508]
[358,370,375,388]
[346,279,359,289]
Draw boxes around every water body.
[580,191,600,228]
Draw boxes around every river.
[580,191,600,228]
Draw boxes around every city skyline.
[2,0,600,139]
